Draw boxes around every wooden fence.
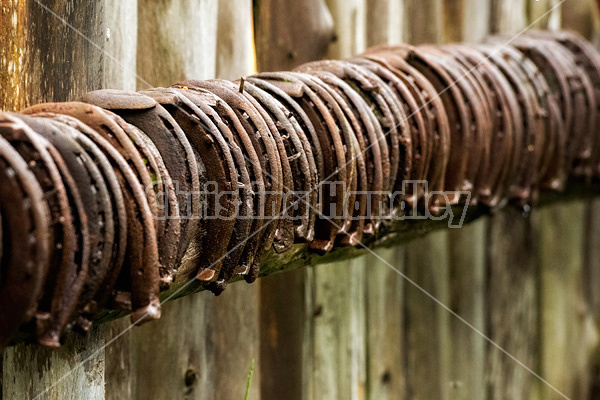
[2,0,600,399]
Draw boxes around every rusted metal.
[0,134,50,350]
[2,30,600,349]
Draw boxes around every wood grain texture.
[443,5,489,399]
[403,231,451,400]
[490,0,528,34]
[254,0,336,71]
[312,257,367,400]
[447,221,486,400]
[212,3,261,398]
[121,2,220,400]
[486,210,539,400]
[136,0,218,88]
[364,247,405,400]
[324,0,366,58]
[0,0,105,111]
[102,2,139,399]
[404,0,443,44]
[537,201,598,400]
[104,0,138,91]
[216,0,254,80]
[2,328,105,400]
[366,0,404,47]
[1,1,107,398]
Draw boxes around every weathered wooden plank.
[2,328,105,400]
[312,257,367,400]
[490,0,528,34]
[404,0,443,44]
[212,3,262,399]
[216,0,254,80]
[324,0,366,58]
[254,0,336,72]
[441,4,489,399]
[260,269,314,400]
[486,209,539,400]
[104,0,138,92]
[401,4,451,399]
[366,0,404,47]
[131,294,215,400]
[364,247,405,400]
[363,8,407,399]
[102,2,138,399]
[123,2,220,400]
[0,0,105,111]
[486,4,541,400]
[528,0,562,30]
[446,220,486,400]
[1,1,107,398]
[136,0,218,88]
[537,201,597,400]
[403,231,451,400]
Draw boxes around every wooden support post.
[1,1,107,398]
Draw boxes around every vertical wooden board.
[442,4,490,399]
[486,4,540,400]
[1,1,107,399]
[366,0,404,47]
[584,198,600,398]
[102,2,138,399]
[528,0,562,30]
[486,210,538,400]
[131,293,216,400]
[447,220,486,400]
[364,5,406,399]
[212,3,261,399]
[402,5,450,399]
[404,0,443,44]
[253,0,336,71]
[136,0,218,88]
[324,0,366,58]
[312,257,367,400]
[364,247,405,400]
[537,201,598,400]
[0,0,105,111]
[403,231,451,400]
[310,2,368,399]
[2,329,105,400]
[260,269,314,400]
[216,0,254,80]
[104,0,138,91]
[490,0,528,34]
[442,0,491,43]
[127,2,219,399]
[561,0,597,39]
